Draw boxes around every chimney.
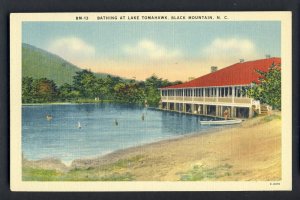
[239,59,244,63]
[265,54,271,59]
[211,66,218,73]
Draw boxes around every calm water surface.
[22,104,219,163]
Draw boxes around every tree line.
[22,70,182,106]
[22,63,281,109]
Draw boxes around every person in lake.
[144,100,148,108]
[115,119,118,126]
[223,108,229,120]
[77,121,82,129]
[141,113,145,121]
[46,114,53,121]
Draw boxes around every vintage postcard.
[10,12,292,191]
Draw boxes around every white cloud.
[48,36,95,63]
[201,38,259,62]
[123,39,182,61]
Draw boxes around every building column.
[232,86,235,103]
[232,107,235,118]
[249,106,252,118]
[174,89,176,101]
[216,88,219,102]
[191,104,195,114]
[192,89,194,102]
[166,89,168,100]
[249,106,253,118]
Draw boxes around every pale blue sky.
[22,21,281,81]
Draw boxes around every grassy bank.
[23,113,281,181]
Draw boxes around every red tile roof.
[162,57,281,89]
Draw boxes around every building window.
[235,87,239,97]
[235,86,243,97]
[241,86,248,97]
[205,88,209,97]
[228,87,232,96]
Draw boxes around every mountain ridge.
[22,43,110,86]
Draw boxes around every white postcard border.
[10,12,292,191]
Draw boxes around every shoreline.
[23,113,281,181]
[70,125,227,167]
[24,124,227,167]
[22,102,108,106]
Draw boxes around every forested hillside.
[22,43,108,86]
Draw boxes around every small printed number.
[270,182,280,185]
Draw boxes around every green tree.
[73,70,97,98]
[22,77,34,103]
[143,75,182,106]
[32,78,58,102]
[58,83,80,101]
[92,78,110,100]
[247,63,281,109]
[103,75,122,99]
[113,82,145,104]
[143,75,163,106]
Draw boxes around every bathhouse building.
[159,57,281,118]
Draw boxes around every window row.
[161,86,248,98]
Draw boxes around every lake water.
[22,103,219,164]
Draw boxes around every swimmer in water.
[115,119,118,126]
[46,114,53,121]
[141,113,145,121]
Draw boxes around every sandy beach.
[23,113,281,181]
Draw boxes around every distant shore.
[23,113,281,181]
[22,100,114,106]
